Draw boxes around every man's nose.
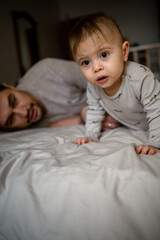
[92,60,103,72]
[12,107,28,118]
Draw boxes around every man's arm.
[50,116,83,128]
[50,106,122,130]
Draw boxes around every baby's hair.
[69,13,124,60]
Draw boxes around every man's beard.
[29,103,46,125]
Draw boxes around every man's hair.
[0,84,7,92]
[69,13,124,60]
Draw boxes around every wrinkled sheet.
[0,125,160,240]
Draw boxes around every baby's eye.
[101,52,109,59]
[82,60,90,66]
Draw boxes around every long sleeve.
[85,84,105,141]
[139,71,160,149]
[17,58,87,125]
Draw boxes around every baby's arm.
[81,106,122,130]
[74,85,105,145]
[135,145,160,155]
[139,69,160,151]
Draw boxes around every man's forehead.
[0,88,8,105]
[0,88,15,95]
[0,90,8,126]
[0,88,14,106]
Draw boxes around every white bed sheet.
[0,125,160,240]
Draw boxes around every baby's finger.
[147,147,156,155]
[80,138,86,144]
[135,145,143,154]
[74,138,82,144]
[141,146,150,154]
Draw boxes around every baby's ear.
[122,41,130,62]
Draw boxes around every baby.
[69,13,160,155]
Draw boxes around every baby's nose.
[93,61,103,72]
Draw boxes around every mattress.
[0,125,160,240]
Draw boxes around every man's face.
[0,85,46,130]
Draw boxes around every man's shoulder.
[17,58,75,85]
[17,57,87,91]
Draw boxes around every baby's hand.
[74,137,94,145]
[135,145,160,155]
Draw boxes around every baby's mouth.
[97,76,108,83]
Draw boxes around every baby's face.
[75,33,129,96]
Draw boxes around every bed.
[0,124,160,240]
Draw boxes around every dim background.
[0,0,160,85]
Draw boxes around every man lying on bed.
[0,58,120,131]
